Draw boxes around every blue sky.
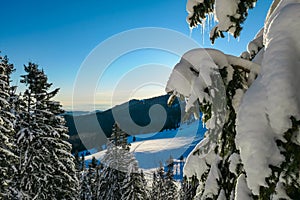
[0,0,272,110]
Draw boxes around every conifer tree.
[121,162,149,200]
[150,163,166,200]
[16,62,78,199]
[0,54,18,198]
[97,123,135,200]
[74,151,82,171]
[179,175,199,200]
[164,157,178,200]
[88,157,97,199]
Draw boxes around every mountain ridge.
[64,94,184,153]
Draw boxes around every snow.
[273,182,291,200]
[247,28,264,58]
[202,154,221,198]
[186,0,205,25]
[236,1,300,195]
[234,174,252,200]
[214,0,239,35]
[217,189,226,200]
[232,89,244,112]
[86,120,204,173]
[166,48,260,118]
[263,2,300,135]
[236,74,285,195]
[228,153,240,176]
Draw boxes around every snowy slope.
[86,120,205,177]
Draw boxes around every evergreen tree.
[93,162,103,200]
[79,170,92,200]
[87,157,97,199]
[16,62,78,199]
[74,151,81,171]
[179,175,199,200]
[97,123,135,200]
[164,158,178,200]
[150,163,166,200]
[121,162,149,200]
[0,54,18,198]
[150,172,159,200]
[140,170,149,198]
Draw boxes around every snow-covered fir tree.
[179,175,199,200]
[121,161,149,200]
[16,62,78,199]
[164,158,178,200]
[79,157,98,200]
[166,0,300,199]
[0,54,18,198]
[150,163,166,200]
[97,122,140,200]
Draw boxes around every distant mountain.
[63,94,184,153]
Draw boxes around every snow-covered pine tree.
[0,54,18,198]
[97,122,135,200]
[150,172,159,200]
[79,170,92,200]
[166,0,300,199]
[78,156,98,200]
[74,151,81,172]
[179,175,199,200]
[92,162,103,199]
[164,157,178,200]
[121,161,149,200]
[140,170,149,197]
[88,157,98,199]
[150,163,166,200]
[17,62,78,199]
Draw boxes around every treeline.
[75,123,199,200]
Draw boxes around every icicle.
[201,20,206,45]
[228,32,230,42]
[207,14,210,32]
[189,27,193,38]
